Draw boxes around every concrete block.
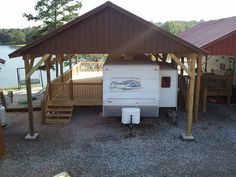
[24,133,39,140]
[181,133,195,141]
[53,172,70,177]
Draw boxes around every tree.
[23,0,82,36]
[0,32,11,44]
[11,31,26,44]
[155,21,199,35]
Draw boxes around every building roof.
[179,16,236,56]
[9,1,207,58]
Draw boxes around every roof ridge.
[9,1,207,58]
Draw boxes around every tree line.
[0,20,200,45]
[0,0,202,45]
[0,27,36,45]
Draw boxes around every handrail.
[79,61,104,72]
[202,74,232,90]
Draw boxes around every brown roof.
[179,16,236,56]
[9,1,207,58]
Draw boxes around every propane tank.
[0,105,7,127]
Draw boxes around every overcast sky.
[1,0,236,28]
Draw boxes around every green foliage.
[0,28,37,45]
[23,0,82,37]
[0,32,11,44]
[79,54,107,62]
[155,21,199,35]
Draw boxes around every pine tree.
[23,0,82,36]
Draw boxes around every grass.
[0,84,43,93]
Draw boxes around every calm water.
[0,45,56,88]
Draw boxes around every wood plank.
[29,57,35,69]
[46,108,73,112]
[26,54,51,80]
[24,55,35,136]
[46,113,72,117]
[46,119,71,124]
[187,56,196,136]
[59,54,64,82]
[180,57,184,77]
[170,53,192,77]
[194,54,202,121]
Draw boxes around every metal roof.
[9,1,207,58]
[179,16,236,56]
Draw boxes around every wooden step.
[46,113,72,117]
[47,100,73,106]
[45,101,73,123]
[46,108,73,112]
[46,119,71,124]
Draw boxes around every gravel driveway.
[0,104,236,177]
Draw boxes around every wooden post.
[194,54,202,121]
[180,57,184,77]
[186,55,196,137]
[45,56,51,84]
[45,57,52,100]
[205,56,208,72]
[59,55,64,82]
[23,55,35,137]
[0,126,6,156]
[69,55,73,80]
[203,88,207,112]
[56,58,59,77]
[69,57,72,69]
[70,80,73,100]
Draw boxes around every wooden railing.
[202,74,232,90]
[49,82,102,105]
[42,61,104,107]
[41,84,50,123]
[179,73,233,112]
[79,62,104,72]
[202,73,232,112]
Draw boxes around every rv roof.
[105,53,156,65]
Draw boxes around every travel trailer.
[103,54,178,119]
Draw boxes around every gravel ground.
[0,104,236,177]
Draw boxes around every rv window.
[161,77,171,88]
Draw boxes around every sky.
[0,0,236,28]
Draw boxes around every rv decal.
[110,78,142,90]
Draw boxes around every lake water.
[0,45,56,88]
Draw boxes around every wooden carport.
[8,1,207,141]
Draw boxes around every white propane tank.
[122,108,140,124]
[0,105,7,127]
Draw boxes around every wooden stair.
[45,101,73,123]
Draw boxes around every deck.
[42,62,104,123]
[47,62,103,105]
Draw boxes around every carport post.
[182,55,196,140]
[23,55,39,140]
[59,55,64,82]
[194,54,202,121]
